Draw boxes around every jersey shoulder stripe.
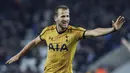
[40,25,56,36]
[68,25,86,31]
[39,25,56,41]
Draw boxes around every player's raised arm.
[84,16,125,38]
[5,36,43,64]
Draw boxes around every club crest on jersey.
[49,43,68,52]
[49,37,53,40]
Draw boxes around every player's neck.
[56,25,67,34]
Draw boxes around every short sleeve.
[39,27,48,41]
[76,27,86,40]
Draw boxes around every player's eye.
[61,15,65,18]
[61,15,69,18]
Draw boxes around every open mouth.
[63,23,68,25]
[62,21,68,26]
[63,23,68,27]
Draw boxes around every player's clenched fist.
[5,55,20,64]
[112,16,125,30]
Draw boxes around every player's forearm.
[95,27,115,36]
[92,27,115,36]
[85,27,115,37]
[16,40,37,58]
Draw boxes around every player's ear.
[54,15,57,22]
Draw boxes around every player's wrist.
[112,26,117,32]
[112,23,117,31]
[16,54,21,58]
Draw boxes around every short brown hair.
[54,5,69,16]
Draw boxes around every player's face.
[55,9,70,29]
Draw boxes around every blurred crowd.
[0,0,130,73]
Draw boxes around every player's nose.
[63,17,69,21]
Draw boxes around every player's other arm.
[6,36,43,64]
[84,16,125,38]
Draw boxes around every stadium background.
[0,0,130,73]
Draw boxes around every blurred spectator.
[121,37,130,52]
[19,29,37,73]
[38,44,47,73]
[95,67,108,73]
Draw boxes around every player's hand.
[112,16,125,30]
[5,55,20,64]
